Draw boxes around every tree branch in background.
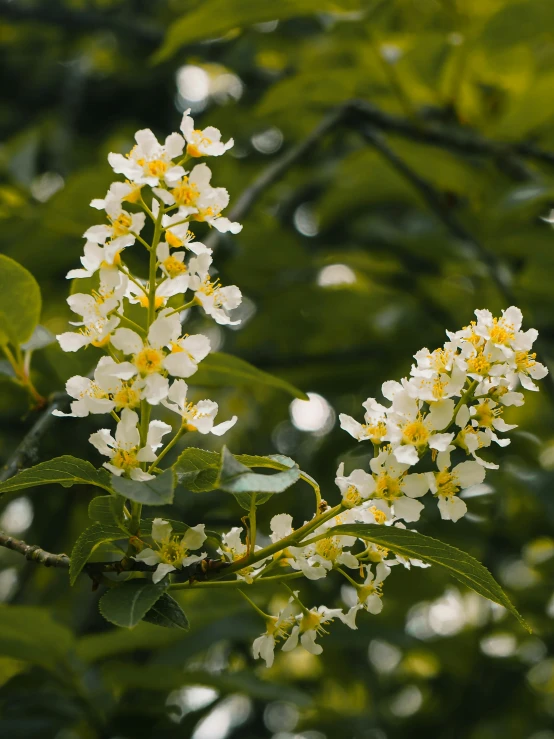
[0,392,69,483]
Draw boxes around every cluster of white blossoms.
[55,111,242,480]
[246,307,548,667]
[51,111,547,666]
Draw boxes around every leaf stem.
[147,426,186,473]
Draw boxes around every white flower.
[474,306,537,358]
[282,605,347,656]
[89,408,171,481]
[160,208,211,254]
[180,109,234,158]
[189,253,242,325]
[287,513,359,580]
[66,241,125,279]
[163,379,237,435]
[384,390,455,466]
[111,310,204,398]
[405,348,467,402]
[252,597,296,668]
[339,397,388,443]
[344,562,391,628]
[125,274,190,311]
[269,513,294,543]
[108,129,186,187]
[334,462,376,507]
[90,181,143,217]
[53,356,138,417]
[84,209,146,252]
[218,527,268,582]
[427,450,486,522]
[369,450,429,522]
[134,518,207,583]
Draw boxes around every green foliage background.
[1,1,554,737]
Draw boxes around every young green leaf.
[193,351,309,400]
[88,495,127,528]
[0,455,112,495]
[154,0,363,63]
[217,446,301,494]
[110,469,175,505]
[327,523,530,631]
[99,580,168,628]
[142,593,190,630]
[173,447,220,492]
[69,523,127,585]
[0,255,41,347]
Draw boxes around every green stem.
[210,503,344,581]
[248,494,257,554]
[129,502,142,536]
[131,231,153,251]
[140,194,155,221]
[337,566,360,588]
[169,571,304,590]
[441,379,479,433]
[165,298,197,317]
[114,312,146,335]
[238,588,271,619]
[120,265,148,295]
[147,425,186,473]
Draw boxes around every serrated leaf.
[110,469,175,505]
[328,524,530,631]
[0,255,41,347]
[154,0,363,63]
[173,447,220,492]
[0,455,112,496]
[193,351,308,400]
[88,495,127,528]
[218,446,300,494]
[99,580,167,628]
[0,606,74,671]
[69,523,126,585]
[142,593,189,630]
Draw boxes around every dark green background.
[0,1,554,737]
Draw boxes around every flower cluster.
[244,307,547,667]
[55,112,241,478]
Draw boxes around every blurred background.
[1,0,554,737]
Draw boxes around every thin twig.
[0,531,70,569]
[0,392,70,483]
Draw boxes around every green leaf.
[142,593,189,630]
[0,455,112,496]
[0,255,41,346]
[154,0,362,63]
[99,580,167,628]
[20,324,55,351]
[110,469,175,505]
[218,446,301,494]
[328,524,530,631]
[173,447,220,492]
[69,523,127,585]
[0,606,74,671]
[88,495,127,528]
[193,351,308,400]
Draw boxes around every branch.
[0,531,69,569]
[0,391,70,483]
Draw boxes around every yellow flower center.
[367,545,389,563]
[314,537,342,562]
[375,473,402,501]
[472,400,500,428]
[163,255,187,278]
[123,182,142,203]
[434,469,460,498]
[136,294,165,309]
[166,230,183,248]
[171,179,200,206]
[111,213,133,237]
[467,353,491,376]
[91,334,111,348]
[343,485,363,508]
[135,347,165,375]
[489,318,514,346]
[300,610,323,634]
[362,421,386,444]
[146,159,168,178]
[111,448,139,472]
[159,539,186,565]
[113,386,140,410]
[402,419,429,446]
[515,351,536,372]
[369,506,387,525]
